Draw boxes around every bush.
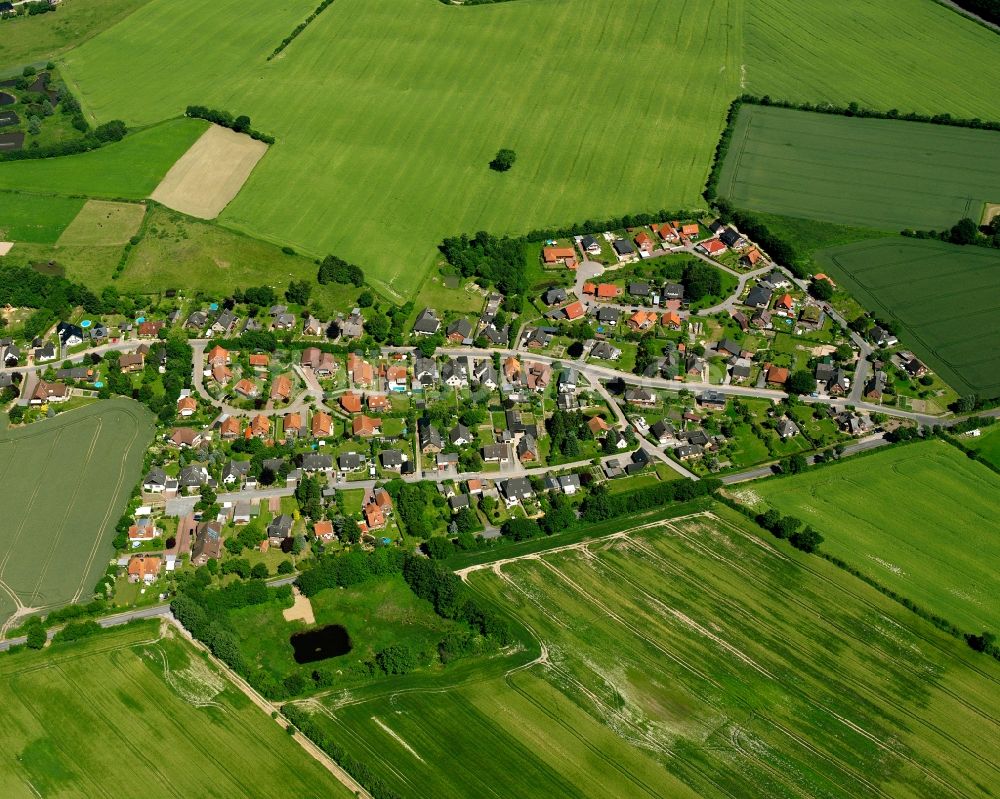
[374,644,417,675]
[489,148,516,172]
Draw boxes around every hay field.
[814,237,1000,397]
[56,199,145,245]
[0,623,354,799]
[752,440,1000,633]
[0,191,85,244]
[0,118,207,200]
[150,125,268,219]
[300,507,1000,798]
[0,400,154,629]
[716,105,1000,230]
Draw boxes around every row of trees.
[184,106,275,144]
[755,508,824,553]
[580,475,721,522]
[903,215,1000,249]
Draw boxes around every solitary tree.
[489,148,516,172]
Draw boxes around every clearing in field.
[716,104,1000,230]
[298,507,1000,798]
[55,199,145,246]
[0,400,154,631]
[0,191,85,244]
[150,124,268,220]
[751,439,1000,633]
[814,237,1000,397]
[0,622,355,799]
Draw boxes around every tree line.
[184,106,275,144]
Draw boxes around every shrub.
[489,148,516,172]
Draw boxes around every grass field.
[746,440,1000,633]
[297,506,1000,798]
[58,0,742,297]
[717,104,1000,230]
[56,199,145,246]
[0,118,207,200]
[0,622,354,798]
[0,400,154,629]
[814,237,1000,397]
[964,424,1000,469]
[0,191,85,244]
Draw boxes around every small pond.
[290,624,352,664]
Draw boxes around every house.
[283,412,305,439]
[798,305,824,330]
[698,389,727,410]
[211,311,238,336]
[596,283,621,300]
[364,500,386,530]
[742,248,763,267]
[449,493,471,512]
[500,477,534,504]
[311,411,333,437]
[903,357,927,378]
[450,423,472,446]
[563,301,585,321]
[143,468,168,493]
[596,307,621,326]
[587,415,611,436]
[676,444,704,460]
[177,396,197,417]
[762,270,791,290]
[558,368,578,393]
[542,246,577,268]
[249,414,271,439]
[628,448,651,475]
[764,364,789,386]
[751,309,772,329]
[517,434,539,463]
[57,322,84,348]
[603,459,624,478]
[413,308,441,336]
[30,380,69,404]
[267,515,294,545]
[474,361,499,390]
[697,239,727,257]
[339,310,365,339]
[352,414,381,437]
[222,460,251,487]
[744,285,773,309]
[127,555,161,584]
[192,522,223,566]
[300,453,333,474]
[732,310,749,331]
[206,345,230,367]
[662,283,684,302]
[241,317,262,334]
[649,419,675,444]
[482,443,510,464]
[557,474,581,495]
[412,357,438,388]
[627,310,658,332]
[440,359,468,387]
[624,387,656,406]
[582,282,596,295]
[420,421,443,453]
[719,227,746,248]
[340,391,363,413]
[138,321,164,338]
[446,318,474,343]
[339,452,365,472]
[33,342,56,362]
[178,464,211,492]
[523,328,553,350]
[380,449,405,470]
[524,361,552,391]
[481,323,508,346]
[436,452,459,471]
[219,415,242,439]
[866,370,887,399]
[232,501,253,525]
[777,419,800,439]
[314,520,336,542]
[270,374,292,401]
[871,326,898,348]
[386,364,408,392]
[634,231,654,255]
[128,517,159,543]
[233,378,259,399]
[303,315,325,337]
[775,293,794,312]
[212,364,233,385]
[612,239,637,261]
[628,282,650,299]
[661,311,682,330]
[249,353,270,372]
[186,311,208,331]
[652,221,679,242]
[543,287,568,306]
[581,235,601,254]
[503,356,522,384]
[272,313,296,331]
[730,358,753,381]
[590,341,621,361]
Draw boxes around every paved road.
[720,433,889,485]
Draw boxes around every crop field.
[716,105,1000,230]
[56,199,145,246]
[965,424,1000,469]
[297,507,1000,798]
[0,400,154,630]
[0,191,85,244]
[0,118,206,200]
[745,0,1000,120]
[0,623,354,798]
[748,440,1000,633]
[814,237,1000,397]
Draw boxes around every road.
[720,433,890,484]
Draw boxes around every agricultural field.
[56,199,145,246]
[0,400,154,630]
[0,622,355,798]
[745,0,1000,120]
[814,237,1000,398]
[748,439,1000,633]
[297,506,1000,798]
[0,191,84,244]
[964,423,1000,469]
[716,104,1000,230]
[0,118,206,199]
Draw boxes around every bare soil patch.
[57,199,146,246]
[283,586,316,625]
[982,202,1000,225]
[150,124,267,219]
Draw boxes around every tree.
[789,526,824,553]
[835,344,854,362]
[489,148,516,172]
[783,453,808,474]
[357,290,374,308]
[250,562,269,579]
[808,278,834,301]
[422,536,454,560]
[233,115,251,133]
[948,217,979,246]
[366,313,390,341]
[375,644,417,675]
[285,280,312,305]
[25,619,47,649]
[682,261,722,303]
[317,254,364,287]
[774,516,801,540]
[27,115,41,136]
[785,370,817,395]
[277,559,294,575]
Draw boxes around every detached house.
[412,308,441,336]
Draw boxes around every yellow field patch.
[150,124,267,220]
[56,199,146,246]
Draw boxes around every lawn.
[0,399,154,629]
[0,191,85,244]
[716,104,1000,230]
[0,118,207,199]
[58,0,742,297]
[297,506,1000,798]
[814,237,1000,398]
[747,439,1000,633]
[0,622,354,798]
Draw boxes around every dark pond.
[290,624,352,664]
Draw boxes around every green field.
[748,440,1000,633]
[0,400,154,629]
[56,199,146,246]
[0,623,354,798]
[0,118,206,200]
[296,506,1000,798]
[814,237,1000,397]
[0,191,85,244]
[717,104,1000,230]
[965,424,1000,469]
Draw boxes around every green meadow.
[814,237,1000,397]
[965,423,1000,469]
[716,104,1000,230]
[0,623,354,798]
[298,506,1000,798]
[0,400,154,628]
[0,191,84,244]
[749,440,1000,633]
